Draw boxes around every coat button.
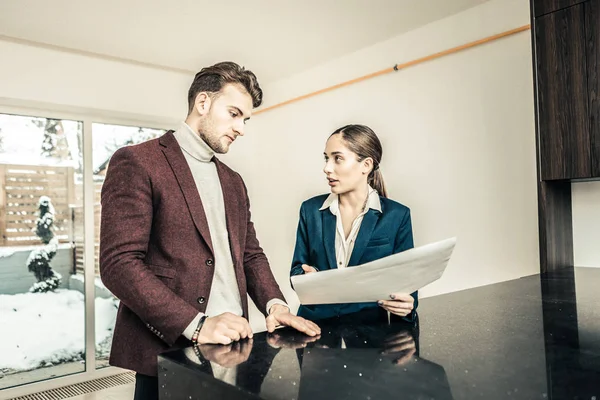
[206,259,213,266]
[197,297,206,304]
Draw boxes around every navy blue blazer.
[290,193,418,321]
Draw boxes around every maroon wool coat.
[99,130,285,376]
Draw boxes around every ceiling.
[0,0,490,83]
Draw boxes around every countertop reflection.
[158,267,600,399]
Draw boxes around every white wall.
[220,0,540,328]
[0,0,541,332]
[0,39,189,123]
[573,182,600,267]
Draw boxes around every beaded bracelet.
[193,343,203,361]
[191,314,208,347]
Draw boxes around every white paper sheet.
[290,237,457,305]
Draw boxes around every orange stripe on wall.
[255,24,531,115]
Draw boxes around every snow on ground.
[69,273,109,292]
[0,248,16,259]
[0,289,118,372]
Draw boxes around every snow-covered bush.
[27,196,61,293]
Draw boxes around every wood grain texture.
[588,1,600,176]
[533,0,588,17]
[537,181,574,272]
[535,4,591,180]
[529,7,572,274]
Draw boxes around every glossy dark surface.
[158,267,600,399]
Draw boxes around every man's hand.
[302,264,317,274]
[199,339,253,368]
[378,293,414,317]
[266,304,321,336]
[197,313,253,345]
[267,331,321,349]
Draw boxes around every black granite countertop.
[158,267,600,399]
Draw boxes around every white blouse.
[319,185,382,269]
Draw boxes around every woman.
[290,124,417,322]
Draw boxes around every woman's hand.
[378,293,414,317]
[302,264,317,274]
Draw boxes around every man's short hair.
[187,61,263,114]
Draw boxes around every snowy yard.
[0,289,118,373]
[0,113,162,378]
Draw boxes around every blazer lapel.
[322,210,337,270]
[159,131,213,254]
[348,209,380,266]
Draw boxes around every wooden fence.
[0,163,75,246]
[72,179,103,276]
[0,163,105,276]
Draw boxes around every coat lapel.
[322,210,337,270]
[213,158,241,267]
[159,131,213,254]
[348,209,380,266]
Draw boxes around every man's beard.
[197,120,228,154]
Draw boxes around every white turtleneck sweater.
[173,122,286,340]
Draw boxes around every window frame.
[0,99,176,398]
